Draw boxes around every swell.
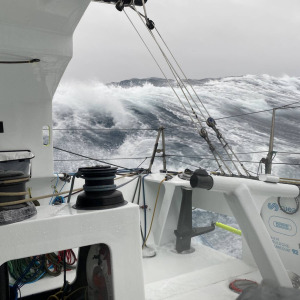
[53,74,300,178]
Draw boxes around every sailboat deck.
[144,243,261,300]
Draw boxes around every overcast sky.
[62,0,300,83]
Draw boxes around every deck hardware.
[174,187,215,253]
[148,126,167,173]
[74,165,126,210]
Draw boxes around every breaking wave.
[52,74,300,258]
[53,74,300,179]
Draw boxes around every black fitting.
[115,1,124,11]
[174,187,215,253]
[206,117,216,128]
[200,128,208,138]
[74,166,126,210]
[190,168,214,190]
[29,58,40,63]
[146,18,155,30]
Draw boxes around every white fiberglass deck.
[143,242,261,300]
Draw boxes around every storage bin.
[0,150,34,177]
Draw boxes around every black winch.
[74,165,126,210]
[0,171,36,226]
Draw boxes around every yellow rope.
[0,177,30,184]
[142,178,166,249]
[47,286,87,300]
[0,188,83,207]
[0,191,28,196]
[64,286,87,299]
[279,180,300,185]
[280,177,300,182]
[215,222,242,236]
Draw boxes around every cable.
[54,151,277,163]
[53,146,129,169]
[142,178,166,248]
[131,176,141,203]
[142,174,149,242]
[115,175,139,189]
[67,174,76,204]
[154,27,210,117]
[123,9,202,130]
[136,157,148,168]
[167,156,201,169]
[215,101,300,121]
[0,58,40,64]
[52,127,160,131]
[133,6,251,177]
[128,6,237,175]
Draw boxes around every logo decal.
[268,202,279,211]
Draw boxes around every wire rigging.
[215,102,300,121]
[126,6,233,176]
[127,4,259,177]
[53,146,129,170]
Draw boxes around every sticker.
[269,216,297,236]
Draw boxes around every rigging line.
[209,123,250,176]
[215,101,300,121]
[275,151,300,155]
[54,156,153,161]
[137,157,149,168]
[0,58,40,64]
[128,4,208,121]
[153,40,207,121]
[129,5,206,124]
[209,101,300,175]
[167,156,202,169]
[53,146,129,170]
[154,27,210,117]
[53,151,273,162]
[137,11,207,123]
[135,10,239,176]
[123,9,201,133]
[52,128,160,131]
[167,156,300,166]
[141,0,148,19]
[56,151,300,163]
[129,6,231,175]
[129,5,210,122]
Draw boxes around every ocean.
[52,74,300,258]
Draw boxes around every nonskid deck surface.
[143,242,261,300]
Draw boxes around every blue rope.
[13,256,37,288]
[25,271,46,284]
[59,181,67,193]
[50,173,60,204]
[9,285,18,300]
